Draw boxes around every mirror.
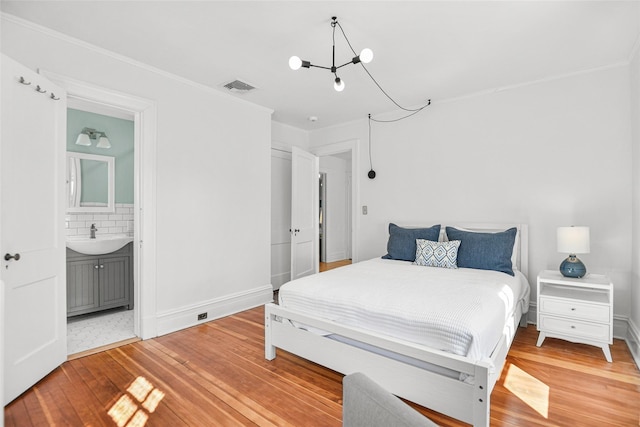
[66,152,115,213]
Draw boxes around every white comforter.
[278,258,530,361]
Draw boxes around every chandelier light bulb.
[334,77,345,92]
[289,56,302,70]
[359,48,373,64]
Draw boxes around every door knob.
[4,253,21,261]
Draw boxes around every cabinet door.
[99,256,130,309]
[67,259,100,315]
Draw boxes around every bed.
[265,223,530,427]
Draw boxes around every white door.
[290,147,319,280]
[270,149,292,290]
[1,55,67,404]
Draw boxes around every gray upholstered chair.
[342,372,439,427]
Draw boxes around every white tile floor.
[67,308,136,355]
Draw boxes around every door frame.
[311,139,360,263]
[41,70,158,339]
[318,172,327,263]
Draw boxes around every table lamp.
[557,226,590,278]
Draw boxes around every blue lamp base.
[560,254,587,278]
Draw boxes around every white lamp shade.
[75,133,91,146]
[289,56,302,70]
[557,226,590,254]
[359,48,373,64]
[96,136,111,149]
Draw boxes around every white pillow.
[414,239,461,269]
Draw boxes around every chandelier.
[289,16,373,92]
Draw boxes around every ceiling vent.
[222,79,256,94]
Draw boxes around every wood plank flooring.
[320,259,352,272]
[5,305,640,426]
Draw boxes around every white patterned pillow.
[414,239,461,269]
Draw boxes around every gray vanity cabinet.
[66,242,133,317]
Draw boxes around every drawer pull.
[94,265,99,269]
[571,307,576,311]
[571,325,576,329]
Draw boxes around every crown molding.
[1,12,274,115]
[436,61,629,107]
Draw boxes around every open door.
[2,55,67,404]
[290,147,319,280]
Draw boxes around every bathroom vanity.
[66,242,133,317]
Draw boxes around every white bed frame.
[265,223,529,427]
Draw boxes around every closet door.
[290,147,319,280]
[271,149,292,290]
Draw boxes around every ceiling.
[2,1,639,130]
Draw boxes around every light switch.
[362,205,368,215]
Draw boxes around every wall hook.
[35,85,47,94]
[18,76,31,85]
[50,93,60,101]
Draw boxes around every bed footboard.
[264,303,493,427]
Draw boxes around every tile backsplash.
[66,203,134,237]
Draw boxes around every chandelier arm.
[308,64,332,71]
[335,61,355,70]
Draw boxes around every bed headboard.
[436,222,528,279]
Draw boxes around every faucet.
[90,223,97,239]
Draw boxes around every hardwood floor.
[320,259,352,272]
[5,305,640,426]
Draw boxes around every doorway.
[314,138,358,265]
[42,69,159,352]
[269,139,359,289]
[318,154,352,264]
[65,102,138,357]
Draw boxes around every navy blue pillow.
[382,223,441,262]
[445,227,517,276]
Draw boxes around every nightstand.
[536,270,613,362]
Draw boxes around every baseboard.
[326,251,347,263]
[626,319,640,370]
[526,303,537,325]
[155,284,273,336]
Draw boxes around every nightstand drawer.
[539,297,610,322]
[538,314,611,342]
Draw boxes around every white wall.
[272,120,309,151]
[630,45,640,363]
[310,66,633,325]
[2,15,273,335]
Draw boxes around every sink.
[66,234,133,255]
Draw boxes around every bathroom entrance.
[65,101,138,357]
[44,71,158,359]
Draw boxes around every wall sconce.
[75,127,111,149]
